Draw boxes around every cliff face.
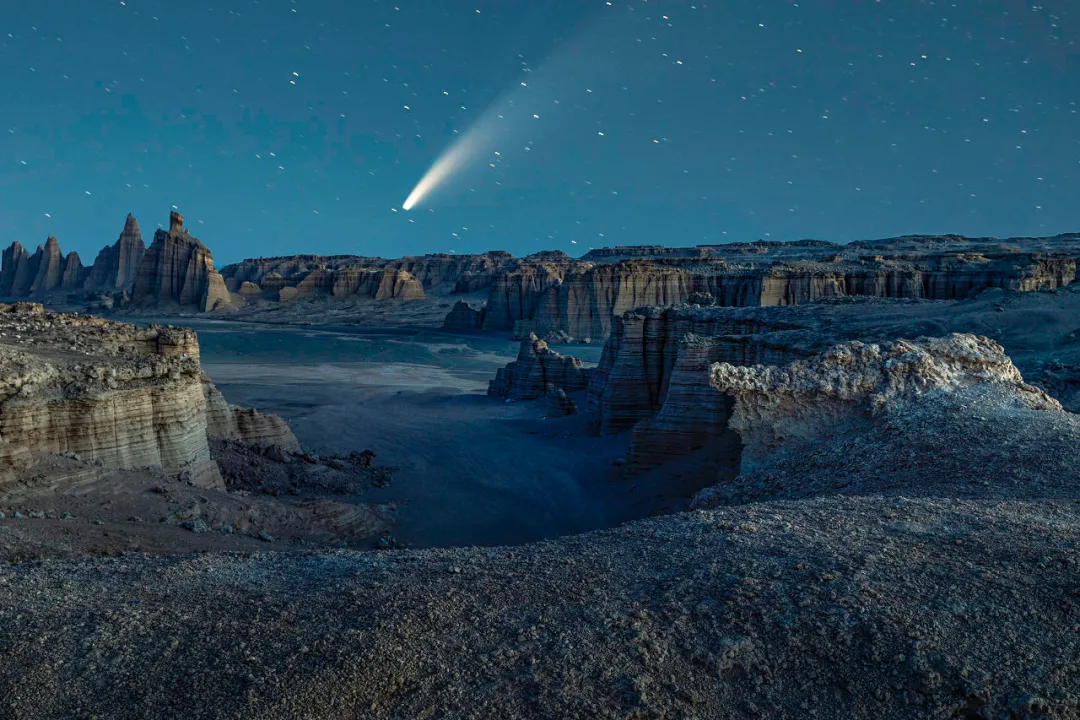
[484,260,584,331]
[0,304,302,486]
[0,242,33,297]
[264,267,425,301]
[487,333,590,400]
[86,213,146,293]
[329,268,424,300]
[219,251,517,297]
[588,306,804,435]
[131,211,231,311]
[626,337,739,473]
[464,235,1080,342]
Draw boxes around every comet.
[400,9,622,211]
[401,96,514,211]
[402,128,488,211]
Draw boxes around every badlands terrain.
[1,213,1079,717]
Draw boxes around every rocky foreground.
[0,291,1078,716]
[0,303,394,561]
[2,494,1076,720]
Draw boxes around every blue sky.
[0,0,1075,265]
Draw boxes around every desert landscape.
[0,211,1078,717]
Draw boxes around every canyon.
[2,224,1080,717]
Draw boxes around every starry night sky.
[0,1,1075,265]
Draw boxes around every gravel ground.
[0,495,1077,719]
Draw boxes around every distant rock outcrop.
[131,211,231,311]
[86,213,146,293]
[464,234,1080,342]
[29,237,67,294]
[331,268,425,300]
[1,238,86,297]
[442,300,485,331]
[1,242,33,297]
[220,252,518,303]
[488,333,589,400]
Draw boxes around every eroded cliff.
[0,303,295,486]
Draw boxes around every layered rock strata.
[488,334,589,400]
[588,306,805,435]
[626,335,739,472]
[131,211,231,311]
[1,238,86,297]
[0,303,298,487]
[220,251,517,296]
[453,233,1080,341]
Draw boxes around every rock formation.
[1,238,86,297]
[28,237,66,294]
[331,268,424,300]
[86,213,146,293]
[219,251,517,298]
[131,211,231,311]
[545,385,578,417]
[0,242,31,297]
[442,300,485,331]
[488,333,589,400]
[260,266,425,302]
[588,306,804,435]
[0,303,299,487]
[455,233,1080,342]
[203,383,300,452]
[626,335,739,472]
[60,252,84,289]
[709,333,1058,471]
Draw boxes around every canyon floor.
[191,320,700,548]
